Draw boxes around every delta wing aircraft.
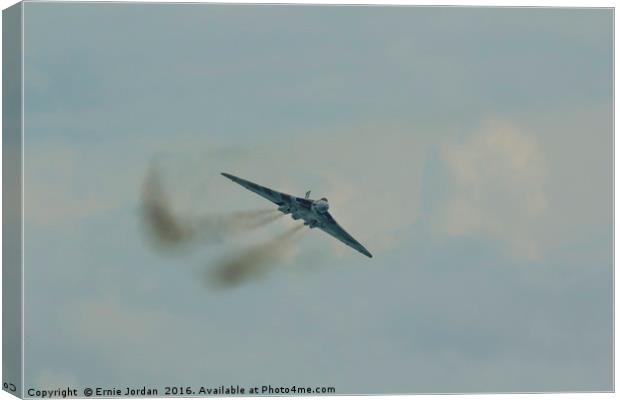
[221,173,372,258]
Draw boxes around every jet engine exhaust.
[141,166,282,250]
[207,224,305,288]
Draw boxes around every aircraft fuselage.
[280,197,329,229]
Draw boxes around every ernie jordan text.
[95,387,158,396]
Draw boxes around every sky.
[20,3,612,394]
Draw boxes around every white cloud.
[435,119,548,258]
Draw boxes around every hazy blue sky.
[22,3,612,394]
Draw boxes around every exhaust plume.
[141,166,281,250]
[208,224,305,288]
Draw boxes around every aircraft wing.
[318,212,373,258]
[221,172,312,209]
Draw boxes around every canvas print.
[2,2,613,398]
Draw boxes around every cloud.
[434,119,548,258]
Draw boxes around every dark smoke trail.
[141,166,281,250]
[208,224,305,288]
[141,166,192,247]
[193,209,282,242]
